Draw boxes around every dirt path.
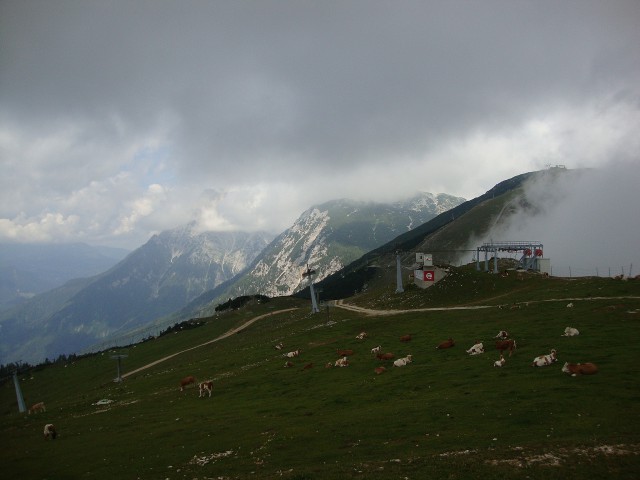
[121,307,298,379]
[333,296,640,316]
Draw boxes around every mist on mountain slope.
[476,162,639,277]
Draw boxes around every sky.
[1,0,639,251]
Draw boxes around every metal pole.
[309,281,320,313]
[13,371,26,413]
[395,253,404,293]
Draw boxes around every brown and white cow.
[436,338,455,349]
[400,334,412,342]
[283,349,301,358]
[393,354,413,367]
[374,366,386,375]
[28,402,46,414]
[334,356,349,367]
[179,375,196,391]
[495,339,516,356]
[198,381,213,398]
[562,362,598,376]
[466,342,484,355]
[370,345,381,355]
[43,423,57,440]
[495,330,509,340]
[355,332,368,340]
[493,354,506,367]
[532,349,557,367]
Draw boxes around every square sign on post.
[423,270,435,282]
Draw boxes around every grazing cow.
[466,342,484,355]
[562,362,598,376]
[374,366,386,375]
[495,339,517,357]
[283,350,301,358]
[302,362,313,370]
[532,349,557,367]
[28,402,46,414]
[495,330,509,340]
[436,338,455,349]
[355,332,368,340]
[43,423,57,440]
[336,349,354,357]
[563,327,580,337]
[370,345,381,355]
[284,361,294,368]
[179,376,196,391]
[393,354,413,367]
[493,354,506,367]
[400,334,412,342]
[274,342,284,350]
[198,381,213,398]
[376,352,395,361]
[334,356,349,367]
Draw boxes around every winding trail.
[121,308,298,379]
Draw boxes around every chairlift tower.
[13,370,26,413]
[110,354,128,382]
[302,265,320,313]
[395,250,404,293]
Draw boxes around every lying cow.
[493,354,506,367]
[495,339,516,357]
[274,342,284,350]
[334,356,349,367]
[532,349,557,367]
[563,327,580,336]
[436,338,455,349]
[400,334,412,342]
[28,402,46,414]
[466,342,484,355]
[179,376,196,391]
[283,349,301,358]
[376,352,395,361]
[336,349,354,357]
[198,381,213,398]
[393,354,413,367]
[562,362,598,376]
[355,332,368,340]
[43,423,57,440]
[374,366,386,375]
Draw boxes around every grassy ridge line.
[121,307,298,379]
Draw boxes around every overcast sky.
[1,0,639,250]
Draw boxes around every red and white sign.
[415,270,435,282]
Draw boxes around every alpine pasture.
[2,265,640,479]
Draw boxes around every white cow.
[393,354,413,367]
[370,345,381,355]
[355,332,368,340]
[493,355,506,367]
[43,423,57,440]
[283,350,300,358]
[334,356,349,367]
[532,349,557,367]
[466,342,484,355]
[563,327,580,337]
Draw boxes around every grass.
[1,266,640,479]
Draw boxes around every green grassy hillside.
[2,267,639,479]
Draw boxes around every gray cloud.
[1,0,639,249]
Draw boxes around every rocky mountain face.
[0,226,272,365]
[195,192,465,310]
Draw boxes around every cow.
[436,338,455,349]
[283,350,301,358]
[376,352,395,361]
[370,345,381,355]
[400,334,412,342]
[284,361,294,368]
[198,381,213,398]
[334,356,349,367]
[562,362,598,376]
[355,332,368,340]
[179,376,196,391]
[495,330,509,340]
[393,355,413,367]
[563,327,580,336]
[274,342,284,350]
[374,366,386,375]
[495,339,516,357]
[466,342,484,355]
[566,302,574,308]
[302,362,313,370]
[43,423,57,440]
[28,402,46,414]
[532,349,557,367]
[493,354,506,367]
[336,349,354,357]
